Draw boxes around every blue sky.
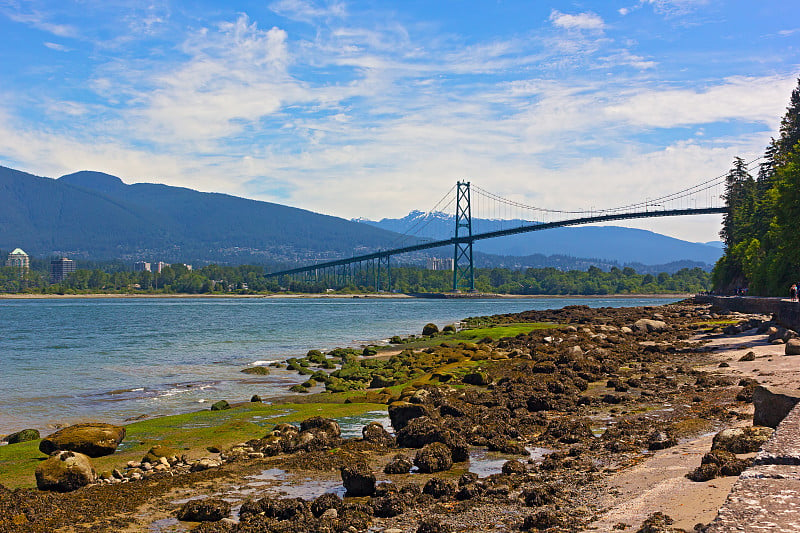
[1,0,798,243]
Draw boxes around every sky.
[1,0,799,244]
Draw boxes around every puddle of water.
[241,467,346,499]
[468,446,550,477]
[337,410,392,439]
[148,517,186,532]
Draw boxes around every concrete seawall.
[694,295,800,332]
[707,396,800,531]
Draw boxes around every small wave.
[250,360,279,366]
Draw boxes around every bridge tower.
[453,181,475,292]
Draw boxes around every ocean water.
[0,296,679,434]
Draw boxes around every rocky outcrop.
[39,423,125,457]
[632,319,667,333]
[362,422,394,446]
[3,428,39,444]
[388,402,432,432]
[340,462,376,496]
[414,442,453,473]
[711,426,773,454]
[176,498,231,522]
[786,338,800,355]
[35,451,96,492]
[384,453,413,474]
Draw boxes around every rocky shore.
[0,300,785,532]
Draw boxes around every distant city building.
[153,261,168,273]
[50,257,76,283]
[5,248,30,270]
[133,261,151,272]
[427,257,454,271]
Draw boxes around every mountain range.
[0,165,722,270]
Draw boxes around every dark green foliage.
[713,78,800,295]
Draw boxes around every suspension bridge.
[265,159,758,292]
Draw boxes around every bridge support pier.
[453,181,475,292]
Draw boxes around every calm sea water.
[0,296,679,434]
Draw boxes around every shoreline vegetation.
[0,292,693,300]
[1,258,711,297]
[0,298,780,532]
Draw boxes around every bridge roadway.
[264,206,727,278]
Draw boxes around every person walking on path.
[791,283,798,302]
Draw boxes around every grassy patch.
[0,401,385,489]
[386,322,559,351]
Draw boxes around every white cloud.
[549,10,605,32]
[639,0,710,17]
[269,0,346,22]
[43,41,70,51]
[2,8,78,37]
[603,75,796,128]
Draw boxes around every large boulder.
[388,402,432,432]
[177,498,231,522]
[414,442,453,473]
[711,426,773,454]
[39,423,125,457]
[786,338,800,356]
[384,453,414,474]
[35,450,96,492]
[3,429,40,444]
[632,319,667,333]
[340,462,376,496]
[362,422,394,446]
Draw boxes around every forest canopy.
[712,77,800,295]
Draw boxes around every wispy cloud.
[549,10,605,32]
[2,8,78,37]
[43,41,70,51]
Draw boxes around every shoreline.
[0,292,692,300]
[0,298,774,532]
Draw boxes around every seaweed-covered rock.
[414,442,453,473]
[310,492,343,518]
[422,323,439,336]
[3,428,39,444]
[142,445,181,464]
[462,371,491,386]
[711,426,773,454]
[362,422,394,446]
[687,449,750,481]
[239,496,310,521]
[210,400,231,411]
[384,454,414,474]
[372,493,406,518]
[501,459,526,475]
[176,498,231,522]
[39,423,125,457]
[635,512,683,532]
[423,477,457,498]
[522,483,561,506]
[522,509,563,531]
[35,450,96,492]
[647,430,677,451]
[388,402,432,432]
[633,319,667,333]
[417,518,453,533]
[341,462,376,496]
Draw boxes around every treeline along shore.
[0,259,711,295]
[0,298,788,532]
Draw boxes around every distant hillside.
[0,167,408,263]
[358,210,723,267]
